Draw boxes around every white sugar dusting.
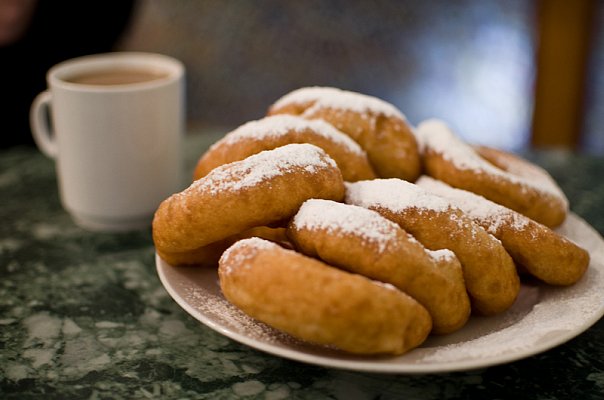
[416,119,567,202]
[419,268,604,363]
[272,86,405,120]
[345,179,453,213]
[216,114,366,156]
[186,143,336,196]
[293,199,399,253]
[230,237,278,253]
[185,288,301,345]
[415,213,604,364]
[416,176,529,233]
[176,213,604,368]
[220,237,279,275]
[485,147,569,208]
[371,280,399,292]
[427,248,456,263]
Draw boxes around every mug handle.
[30,90,58,158]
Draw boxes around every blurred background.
[2,0,603,154]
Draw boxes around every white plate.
[156,213,604,373]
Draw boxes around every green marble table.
[1,131,603,399]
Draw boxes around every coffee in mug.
[30,52,185,232]
[65,68,169,86]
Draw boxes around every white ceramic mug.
[30,52,185,232]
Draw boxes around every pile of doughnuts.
[152,86,590,356]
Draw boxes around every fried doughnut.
[153,143,345,257]
[268,86,421,181]
[157,226,289,267]
[345,179,520,316]
[417,176,589,285]
[287,199,470,334]
[417,119,568,228]
[218,237,432,355]
[193,115,376,182]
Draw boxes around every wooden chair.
[531,0,597,150]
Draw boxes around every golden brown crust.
[474,146,568,227]
[416,175,589,286]
[345,179,521,316]
[150,88,589,355]
[193,115,376,182]
[267,87,421,181]
[218,238,432,355]
[417,119,568,228]
[153,144,345,256]
[157,226,289,267]
[384,207,519,315]
[496,219,589,285]
[286,200,470,334]
[157,238,236,267]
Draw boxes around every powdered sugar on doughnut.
[189,143,337,196]
[416,119,567,202]
[417,176,529,234]
[345,179,452,213]
[272,86,406,120]
[345,179,487,242]
[214,114,366,156]
[481,146,568,207]
[293,199,399,253]
[427,248,457,263]
[220,237,278,274]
